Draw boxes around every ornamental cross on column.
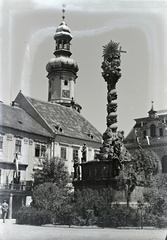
[99,40,126,164]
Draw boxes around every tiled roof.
[124,128,135,141]
[26,96,102,142]
[157,109,167,115]
[0,103,52,137]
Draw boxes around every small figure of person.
[71,97,76,110]
[2,200,8,223]
[73,157,80,180]
[81,143,87,163]
[0,203,2,219]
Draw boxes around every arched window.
[64,80,68,86]
[150,124,156,137]
[159,128,163,137]
[162,155,167,173]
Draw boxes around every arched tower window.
[150,124,156,137]
[162,155,167,173]
[159,128,163,137]
[64,80,68,86]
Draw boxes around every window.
[73,149,78,161]
[15,139,22,154]
[159,128,163,137]
[61,147,67,160]
[150,124,156,137]
[29,139,33,145]
[64,43,68,49]
[6,134,13,141]
[35,144,47,158]
[0,136,3,150]
[35,144,40,157]
[41,145,46,157]
[24,138,29,144]
[87,133,94,139]
[162,156,167,173]
[64,80,68,86]
[59,43,63,49]
[54,125,63,132]
[48,91,51,101]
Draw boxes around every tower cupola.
[148,101,158,119]
[46,7,81,113]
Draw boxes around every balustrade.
[0,182,32,191]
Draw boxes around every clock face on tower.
[62,90,70,98]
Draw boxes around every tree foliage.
[131,149,160,186]
[18,151,165,228]
[71,188,141,227]
[17,206,52,226]
[33,157,70,188]
[31,157,71,221]
[73,188,116,220]
[115,149,161,207]
[143,173,167,217]
[32,182,68,213]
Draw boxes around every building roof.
[125,107,167,142]
[0,103,52,137]
[25,95,102,143]
[124,127,135,142]
[157,109,167,115]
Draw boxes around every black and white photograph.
[0,0,167,239]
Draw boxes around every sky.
[0,0,167,136]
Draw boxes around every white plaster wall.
[70,80,74,98]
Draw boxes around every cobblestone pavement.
[0,220,166,240]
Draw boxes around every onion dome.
[46,17,78,74]
[46,56,79,74]
[54,21,72,41]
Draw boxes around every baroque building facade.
[0,14,102,218]
[124,103,167,173]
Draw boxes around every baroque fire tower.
[46,7,81,112]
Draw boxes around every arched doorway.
[150,124,156,137]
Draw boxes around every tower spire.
[62,4,66,21]
[148,100,157,118]
[46,7,82,113]
[151,100,154,110]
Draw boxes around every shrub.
[16,206,52,226]
[156,216,167,228]
[97,205,140,228]
[85,209,97,226]
[143,212,157,227]
[72,216,86,226]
